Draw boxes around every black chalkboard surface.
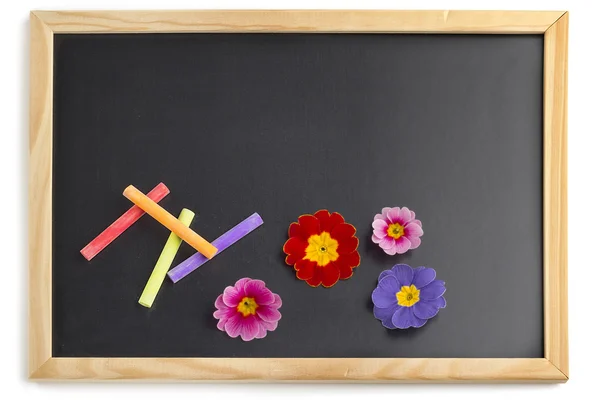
[52,33,543,358]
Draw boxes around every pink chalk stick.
[80,183,170,261]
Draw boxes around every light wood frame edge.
[28,10,568,381]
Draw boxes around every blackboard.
[52,33,543,358]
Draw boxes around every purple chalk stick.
[167,213,263,283]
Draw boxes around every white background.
[3,0,598,398]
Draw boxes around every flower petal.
[412,267,436,289]
[373,305,398,329]
[256,305,282,322]
[378,274,400,292]
[222,285,243,307]
[338,236,359,254]
[244,279,275,305]
[391,306,426,329]
[295,259,316,281]
[255,323,268,339]
[260,319,278,332]
[420,280,446,300]
[372,219,388,231]
[387,207,402,223]
[331,223,357,241]
[314,209,331,230]
[394,236,411,254]
[398,207,412,225]
[372,275,400,307]
[234,277,252,289]
[378,269,394,281]
[322,264,341,287]
[372,234,384,244]
[213,306,236,320]
[240,316,260,341]
[408,309,428,328]
[271,293,283,308]
[315,210,345,232]
[413,300,441,320]
[373,227,387,239]
[214,294,227,309]
[404,222,424,237]
[336,252,360,280]
[410,210,415,220]
[379,236,395,250]
[430,296,446,309]
[283,236,307,258]
[381,207,393,220]
[391,306,412,329]
[392,264,414,286]
[289,222,303,238]
[383,246,397,255]
[298,214,320,237]
[224,313,244,338]
[374,213,386,221]
[408,236,421,250]
[305,267,322,287]
[216,316,228,331]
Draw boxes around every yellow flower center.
[396,285,420,307]
[304,232,339,267]
[237,297,258,317]
[387,223,405,239]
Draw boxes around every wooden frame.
[29,10,568,382]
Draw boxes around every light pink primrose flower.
[371,207,423,255]
[213,278,282,341]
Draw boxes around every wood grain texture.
[30,358,567,382]
[32,10,564,33]
[543,12,569,378]
[29,12,54,376]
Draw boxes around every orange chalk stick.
[123,185,218,259]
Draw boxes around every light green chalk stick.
[138,208,195,308]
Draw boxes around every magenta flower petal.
[394,236,411,254]
[214,278,282,341]
[260,319,278,332]
[244,280,274,305]
[371,206,424,255]
[379,236,395,250]
[412,267,436,289]
[408,237,421,250]
[392,264,414,286]
[383,246,397,255]
[413,300,441,320]
[256,305,281,322]
[372,219,388,231]
[387,207,402,223]
[234,277,252,289]
[420,280,446,300]
[398,207,412,225]
[405,222,424,237]
[239,316,260,341]
[224,313,244,338]
[222,285,243,307]
[372,234,384,244]
[216,317,228,331]
[271,293,283,308]
[214,294,227,309]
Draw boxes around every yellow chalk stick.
[123,185,218,259]
[139,208,195,308]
